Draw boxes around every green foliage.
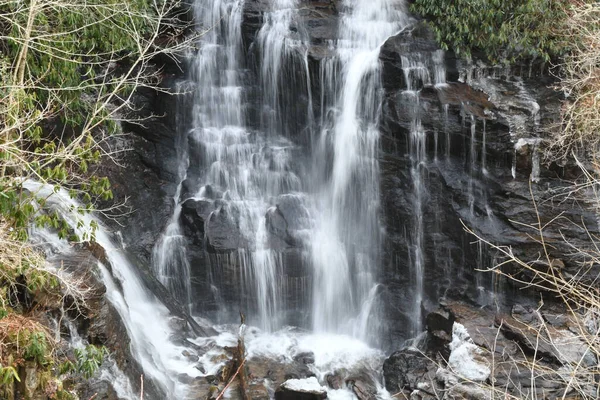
[1,0,153,125]
[0,364,20,386]
[59,345,108,379]
[411,0,570,63]
[23,331,50,365]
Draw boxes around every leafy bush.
[60,345,108,379]
[410,0,570,62]
[0,0,196,397]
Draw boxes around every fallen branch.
[215,358,246,400]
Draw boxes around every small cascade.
[25,182,202,397]
[152,0,244,313]
[513,138,542,182]
[152,181,192,311]
[408,116,426,334]
[444,103,450,160]
[482,119,488,176]
[468,115,477,215]
[397,35,449,334]
[66,320,137,400]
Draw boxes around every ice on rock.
[448,322,491,382]
[281,377,327,393]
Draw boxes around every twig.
[215,359,246,400]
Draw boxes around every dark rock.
[265,194,311,248]
[383,349,436,393]
[293,352,316,365]
[205,204,246,252]
[346,376,377,400]
[425,309,454,337]
[247,383,270,400]
[180,198,215,245]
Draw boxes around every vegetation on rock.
[0,0,194,397]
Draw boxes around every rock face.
[377,20,599,342]
[384,301,599,400]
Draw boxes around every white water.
[258,0,307,136]
[152,181,192,311]
[191,325,393,400]
[309,0,409,340]
[25,181,202,397]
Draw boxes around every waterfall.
[152,181,192,311]
[151,0,309,332]
[310,0,409,339]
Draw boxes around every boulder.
[265,194,311,247]
[275,377,327,400]
[205,204,246,252]
[383,349,436,393]
[325,373,343,390]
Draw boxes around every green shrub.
[411,0,570,63]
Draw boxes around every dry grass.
[459,179,600,399]
[0,313,54,365]
[547,2,600,162]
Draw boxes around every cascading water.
[397,45,449,333]
[16,1,562,398]
[152,0,245,316]
[152,0,309,332]
[310,0,410,340]
[152,180,193,311]
[27,0,464,397]
[257,0,308,137]
[25,182,202,398]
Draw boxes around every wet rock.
[495,314,561,363]
[246,355,314,387]
[205,204,246,252]
[180,198,214,245]
[83,241,108,264]
[445,382,492,400]
[426,309,454,335]
[266,194,312,247]
[425,308,454,356]
[346,375,377,400]
[293,351,316,365]
[436,367,492,400]
[247,383,270,400]
[383,349,436,393]
[182,349,200,362]
[325,373,343,390]
[275,377,328,400]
